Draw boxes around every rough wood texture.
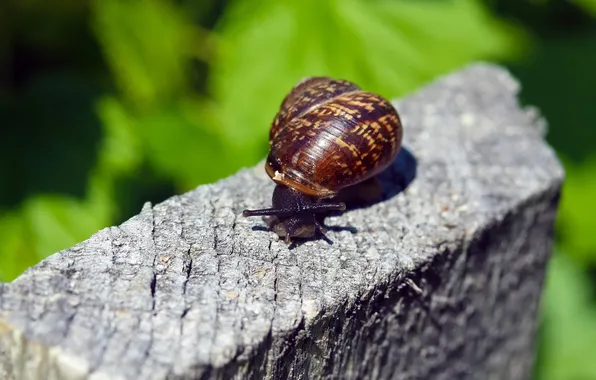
[0,63,563,380]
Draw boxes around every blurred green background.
[0,0,595,377]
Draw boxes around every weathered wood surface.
[0,63,563,380]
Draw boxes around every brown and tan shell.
[265,77,403,199]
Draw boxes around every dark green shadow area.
[0,72,103,209]
[507,27,596,164]
[492,0,596,164]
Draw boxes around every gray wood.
[0,63,564,380]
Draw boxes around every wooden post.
[0,63,564,380]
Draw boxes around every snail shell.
[265,77,403,199]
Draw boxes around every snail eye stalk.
[242,202,346,218]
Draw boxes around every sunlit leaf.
[96,96,143,174]
[0,166,117,281]
[23,196,91,257]
[556,156,596,264]
[137,103,238,190]
[206,0,526,168]
[535,251,596,380]
[0,212,37,281]
[571,0,596,16]
[21,171,116,261]
[91,0,196,107]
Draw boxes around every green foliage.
[0,173,115,280]
[1,1,596,379]
[556,157,596,265]
[534,251,596,380]
[208,0,524,161]
[91,0,194,107]
[571,0,596,16]
[96,96,143,174]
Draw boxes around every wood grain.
[0,63,563,380]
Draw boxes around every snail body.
[243,77,403,243]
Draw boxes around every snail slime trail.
[243,77,403,243]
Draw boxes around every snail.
[243,77,403,243]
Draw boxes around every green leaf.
[206,0,526,161]
[89,0,241,188]
[96,96,143,174]
[21,171,116,260]
[534,251,596,379]
[0,212,37,281]
[556,156,596,264]
[571,0,596,17]
[23,196,94,258]
[136,103,238,190]
[0,169,117,281]
[91,0,195,107]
